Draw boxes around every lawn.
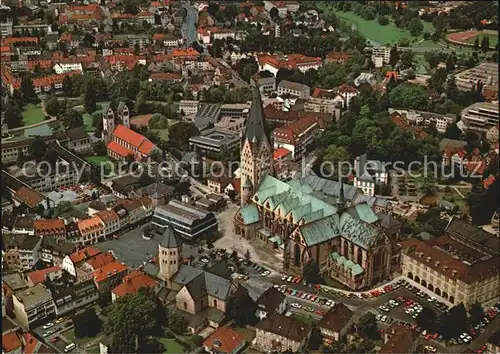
[292,313,317,325]
[151,128,170,141]
[85,156,112,165]
[464,33,498,48]
[319,3,433,45]
[22,103,46,126]
[157,338,186,354]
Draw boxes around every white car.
[381,316,387,322]
[424,346,437,353]
[427,297,437,303]
[200,258,209,263]
[43,323,54,330]
[376,314,382,321]
[326,300,335,307]
[291,303,302,309]
[282,275,288,281]
[301,293,307,299]
[237,274,245,280]
[287,276,294,282]
[261,270,271,277]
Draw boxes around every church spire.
[244,86,269,145]
[337,182,346,213]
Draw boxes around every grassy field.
[22,103,46,126]
[319,4,434,45]
[292,313,317,325]
[464,33,498,48]
[85,156,112,165]
[157,338,185,354]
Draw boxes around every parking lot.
[32,316,81,353]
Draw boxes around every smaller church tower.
[337,183,346,213]
[241,176,253,206]
[158,226,182,281]
[102,106,115,143]
[117,102,130,129]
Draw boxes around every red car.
[296,292,302,297]
[314,284,321,290]
[432,333,438,340]
[50,337,59,343]
[425,334,432,341]
[315,309,325,316]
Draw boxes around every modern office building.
[189,128,240,156]
[460,102,499,133]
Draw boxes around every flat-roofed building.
[455,62,498,93]
[152,200,217,240]
[277,80,310,99]
[12,284,54,329]
[461,102,499,133]
[189,128,240,157]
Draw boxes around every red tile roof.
[202,327,245,354]
[258,54,321,70]
[86,252,116,270]
[112,125,155,155]
[273,115,320,144]
[33,71,80,88]
[399,238,499,284]
[22,333,42,354]
[69,246,102,264]
[111,270,158,297]
[273,147,292,160]
[2,332,22,353]
[96,210,119,224]
[77,216,104,234]
[34,219,65,235]
[149,72,182,81]
[2,37,38,46]
[107,140,134,158]
[27,266,61,285]
[172,47,199,58]
[326,51,352,62]
[92,261,128,283]
[14,186,44,208]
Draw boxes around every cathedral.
[233,87,401,290]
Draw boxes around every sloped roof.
[69,246,101,264]
[112,270,158,297]
[240,204,260,225]
[255,313,312,343]
[27,266,61,285]
[318,303,354,332]
[2,332,22,353]
[244,86,268,144]
[157,225,181,248]
[202,327,245,354]
[256,287,285,313]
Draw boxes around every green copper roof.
[351,264,364,276]
[346,203,378,224]
[240,204,259,225]
[328,252,364,276]
[336,255,347,265]
[299,212,380,249]
[269,236,283,245]
[254,175,337,225]
[329,252,341,262]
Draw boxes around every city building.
[107,124,160,161]
[304,97,342,117]
[273,114,323,161]
[179,100,200,116]
[252,76,276,95]
[51,278,99,316]
[255,287,287,320]
[460,102,499,133]
[189,128,240,157]
[12,284,54,329]
[202,327,246,354]
[277,80,311,99]
[220,103,251,118]
[325,51,353,64]
[77,216,105,246]
[66,127,92,153]
[152,200,217,240]
[455,62,498,93]
[207,175,232,194]
[62,247,102,277]
[111,270,158,302]
[258,54,322,76]
[400,233,499,307]
[378,323,419,354]
[215,116,246,133]
[311,84,359,108]
[91,260,129,294]
[34,219,66,239]
[486,331,500,354]
[194,103,222,130]
[368,46,391,67]
[3,234,42,271]
[96,210,120,238]
[254,314,312,353]
[353,154,388,196]
[317,304,354,344]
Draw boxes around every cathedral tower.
[158,226,182,281]
[240,86,273,206]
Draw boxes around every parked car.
[291,303,302,309]
[55,317,65,324]
[381,316,387,322]
[43,323,54,330]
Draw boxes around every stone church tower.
[158,226,182,281]
[240,86,273,206]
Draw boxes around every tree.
[416,307,437,331]
[29,137,48,162]
[62,75,73,96]
[408,18,424,36]
[106,289,166,337]
[127,78,141,100]
[389,46,400,67]
[227,292,257,326]
[44,96,62,117]
[150,149,163,163]
[168,311,187,335]
[21,76,37,102]
[378,15,389,26]
[437,303,468,340]
[269,7,279,21]
[148,113,169,129]
[302,259,320,285]
[73,308,101,338]
[480,36,489,52]
[45,150,59,166]
[467,180,499,225]
[473,37,479,50]
[92,141,107,156]
[138,337,164,354]
[356,313,379,340]
[469,302,485,326]
[168,122,199,151]
[388,84,428,110]
[5,105,23,129]
[400,50,414,69]
[244,249,251,262]
[54,201,75,217]
[84,81,97,113]
[308,326,323,350]
[428,68,448,93]
[444,122,462,140]
[61,108,84,128]
[207,2,219,17]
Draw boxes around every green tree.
[44,96,62,116]
[468,303,485,326]
[62,75,73,96]
[308,326,323,350]
[408,18,424,36]
[228,292,257,326]
[389,46,400,67]
[148,113,169,129]
[416,306,437,332]
[444,122,462,140]
[21,76,37,102]
[356,313,379,340]
[150,149,163,162]
[29,137,48,162]
[73,308,101,338]
[400,50,414,69]
[5,105,23,129]
[244,249,251,262]
[168,311,187,335]
[428,68,448,93]
[54,201,75,217]
[473,37,479,50]
[61,108,84,128]
[269,7,279,21]
[378,15,389,26]
[302,259,320,285]
[480,36,489,52]
[168,121,199,151]
[84,81,97,113]
[388,84,428,110]
[92,141,107,156]
[127,78,141,100]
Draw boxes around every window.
[184,302,187,310]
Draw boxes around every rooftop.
[202,327,245,353]
[255,313,312,343]
[317,304,354,332]
[14,283,52,307]
[111,270,158,297]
